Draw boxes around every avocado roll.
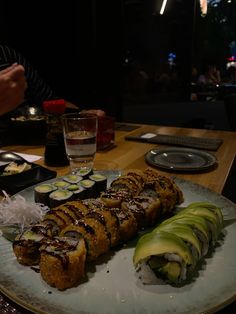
[39,236,86,290]
[53,180,70,189]
[178,207,221,243]
[76,168,93,179]
[160,214,210,256]
[66,184,86,201]
[63,174,83,184]
[153,223,202,262]
[49,189,73,208]
[79,179,96,198]
[34,183,57,207]
[186,202,223,228]
[89,173,107,196]
[134,231,194,284]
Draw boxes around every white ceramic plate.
[145,147,217,172]
[0,172,236,314]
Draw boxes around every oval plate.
[145,147,217,172]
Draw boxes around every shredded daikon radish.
[0,191,49,229]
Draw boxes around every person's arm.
[0,45,56,105]
[0,64,27,116]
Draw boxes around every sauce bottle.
[43,99,69,166]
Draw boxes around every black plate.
[145,147,217,172]
[0,163,57,194]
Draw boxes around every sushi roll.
[49,189,73,208]
[60,217,110,261]
[152,223,202,262]
[110,207,138,242]
[140,173,184,215]
[100,188,133,208]
[39,236,87,290]
[63,174,83,184]
[76,168,93,179]
[13,223,50,266]
[53,180,70,189]
[72,185,86,200]
[79,179,96,198]
[133,202,224,285]
[34,184,56,207]
[160,214,210,256]
[133,231,194,285]
[121,196,161,228]
[82,198,120,247]
[89,173,107,196]
[110,174,143,196]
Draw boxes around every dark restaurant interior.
[0,1,235,127]
[1,0,235,202]
[0,1,235,313]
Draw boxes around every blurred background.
[0,0,235,128]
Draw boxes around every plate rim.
[145,146,217,172]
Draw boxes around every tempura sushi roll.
[110,207,138,242]
[39,236,86,290]
[82,198,120,247]
[100,188,132,208]
[13,223,50,266]
[110,174,143,196]
[133,231,194,285]
[140,173,184,215]
[60,217,110,261]
[121,196,161,228]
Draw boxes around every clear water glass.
[62,113,98,174]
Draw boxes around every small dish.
[0,163,57,194]
[145,147,217,172]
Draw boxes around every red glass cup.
[97,116,115,150]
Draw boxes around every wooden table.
[1,124,236,194]
[0,123,236,313]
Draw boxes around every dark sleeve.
[0,45,57,105]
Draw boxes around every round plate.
[0,174,235,314]
[145,147,217,172]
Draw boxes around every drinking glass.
[62,113,98,174]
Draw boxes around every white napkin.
[0,150,42,166]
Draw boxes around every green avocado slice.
[133,230,193,267]
[160,213,210,242]
[153,223,202,260]
[186,202,223,226]
[178,207,221,240]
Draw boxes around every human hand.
[0,63,27,116]
[80,109,106,117]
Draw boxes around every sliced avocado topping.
[159,262,181,283]
[133,231,193,267]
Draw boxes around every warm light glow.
[160,0,168,15]
[200,0,208,16]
